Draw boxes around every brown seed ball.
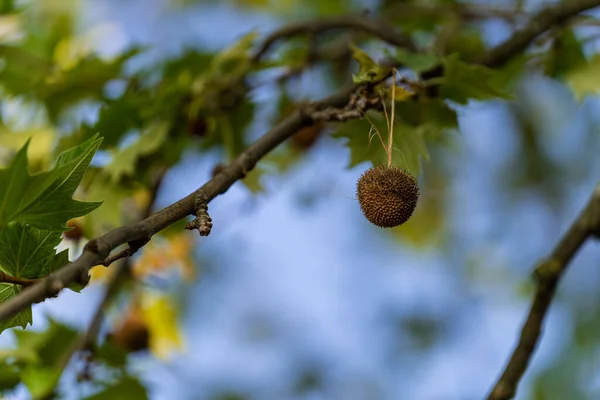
[356,166,419,228]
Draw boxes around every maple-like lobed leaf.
[0,135,103,231]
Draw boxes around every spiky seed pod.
[356,166,419,228]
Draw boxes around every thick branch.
[251,14,416,62]
[487,183,600,400]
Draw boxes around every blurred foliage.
[0,0,597,398]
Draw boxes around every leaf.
[209,32,258,77]
[14,319,78,398]
[392,48,439,73]
[0,128,56,170]
[105,122,169,182]
[350,44,391,84]
[210,102,255,160]
[141,293,184,360]
[332,111,429,176]
[0,363,20,390]
[241,167,265,193]
[83,177,142,238]
[0,223,67,278]
[41,48,141,120]
[85,95,144,148]
[441,54,513,104]
[94,341,128,368]
[390,165,446,247]
[0,284,29,332]
[85,376,147,400]
[0,227,67,333]
[566,54,600,100]
[20,366,61,400]
[0,135,102,231]
[545,29,587,78]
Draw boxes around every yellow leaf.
[140,293,184,360]
[0,128,55,169]
[566,55,600,100]
[132,188,150,211]
[132,233,196,280]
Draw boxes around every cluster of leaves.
[0,136,101,333]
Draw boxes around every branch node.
[186,194,213,236]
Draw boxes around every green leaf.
[95,341,128,368]
[14,319,78,398]
[392,48,439,73]
[394,99,458,129]
[20,366,60,400]
[441,54,513,104]
[86,95,144,148]
[0,135,103,231]
[0,284,29,332]
[350,45,391,84]
[211,101,255,160]
[105,122,169,182]
[0,223,67,278]
[0,362,20,390]
[41,48,141,120]
[241,167,265,193]
[332,111,429,176]
[545,29,587,78]
[85,376,148,400]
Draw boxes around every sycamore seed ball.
[356,166,419,228]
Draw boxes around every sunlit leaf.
[350,44,391,84]
[0,128,55,169]
[132,233,195,281]
[566,54,600,100]
[141,293,184,360]
[105,122,169,182]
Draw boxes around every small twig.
[486,183,600,400]
[0,271,37,287]
[101,238,149,267]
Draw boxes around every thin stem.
[388,69,396,168]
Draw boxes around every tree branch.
[486,183,600,400]
[49,167,168,393]
[479,0,600,68]
[421,0,600,82]
[251,14,416,63]
[0,83,370,323]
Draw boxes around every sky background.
[3,0,600,399]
